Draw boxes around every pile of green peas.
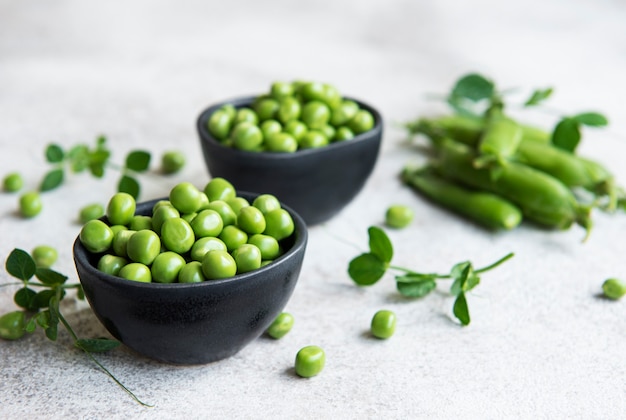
[207,81,376,152]
[79,177,296,283]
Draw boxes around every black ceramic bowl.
[73,193,308,365]
[197,96,383,225]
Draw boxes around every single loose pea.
[226,197,250,215]
[0,311,26,340]
[190,209,224,238]
[207,110,233,140]
[190,236,227,261]
[19,191,43,218]
[277,97,301,124]
[151,251,186,283]
[385,205,414,229]
[219,225,248,251]
[237,206,266,235]
[295,345,325,378]
[3,172,23,192]
[334,126,354,142]
[118,263,152,283]
[161,150,185,174]
[235,107,259,125]
[265,132,298,153]
[252,194,281,214]
[263,208,294,241]
[80,220,114,254]
[283,120,308,141]
[347,109,375,134]
[232,244,262,273]
[126,230,161,265]
[112,229,136,258]
[169,182,203,214]
[330,100,359,126]
[299,131,329,149]
[301,101,331,129]
[254,98,280,121]
[602,278,626,300]
[178,261,206,283]
[270,81,294,100]
[106,192,136,226]
[79,203,105,224]
[152,205,180,234]
[207,200,237,226]
[202,250,237,280]
[204,177,237,202]
[371,310,397,339]
[260,119,283,140]
[97,254,128,276]
[248,234,281,260]
[161,218,195,254]
[129,215,152,231]
[266,312,294,339]
[31,245,58,268]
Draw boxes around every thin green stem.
[474,252,515,274]
[0,281,82,289]
[388,265,450,279]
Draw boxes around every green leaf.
[6,248,37,281]
[395,273,438,283]
[89,149,111,178]
[524,87,553,106]
[32,289,57,309]
[14,287,37,310]
[45,144,65,163]
[396,278,436,298]
[125,150,151,172]
[450,262,472,296]
[465,274,481,292]
[76,338,121,353]
[453,293,471,326]
[551,117,581,153]
[450,73,495,103]
[68,145,90,173]
[36,310,51,329]
[348,253,387,286]
[572,112,608,127]
[40,168,65,191]
[77,286,85,300]
[25,316,37,333]
[45,323,58,341]
[95,135,108,149]
[368,226,393,263]
[46,296,60,341]
[35,267,68,285]
[118,175,140,199]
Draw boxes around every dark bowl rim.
[73,192,308,291]
[196,95,383,160]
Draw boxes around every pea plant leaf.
[348,253,387,286]
[14,287,37,310]
[46,296,60,341]
[35,267,68,285]
[453,293,471,326]
[45,144,65,163]
[450,261,472,296]
[572,112,608,127]
[40,168,65,192]
[396,277,437,298]
[6,248,36,281]
[68,145,90,173]
[89,149,111,178]
[25,317,37,333]
[450,73,495,102]
[32,289,57,310]
[118,175,140,199]
[36,310,51,329]
[551,117,581,153]
[524,87,553,106]
[125,150,151,172]
[76,338,121,353]
[368,226,393,263]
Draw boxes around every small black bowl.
[73,193,308,365]
[197,96,383,225]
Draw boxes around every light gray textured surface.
[1,0,625,418]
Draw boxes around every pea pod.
[402,167,522,230]
[435,139,592,235]
[475,115,522,168]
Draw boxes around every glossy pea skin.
[320,125,336,142]
[31,245,58,268]
[126,230,161,265]
[220,104,237,122]
[151,251,186,283]
[330,100,359,126]
[207,200,237,226]
[265,132,298,153]
[277,97,302,124]
[602,278,626,300]
[161,150,186,174]
[385,205,414,229]
[266,312,294,339]
[161,218,195,254]
[237,206,266,234]
[231,122,263,151]
[301,101,331,129]
[252,194,281,214]
[129,215,152,231]
[181,210,197,224]
[112,229,136,257]
[202,249,237,280]
[270,81,294,100]
[152,205,180,234]
[3,172,23,192]
[254,98,280,121]
[207,110,233,140]
[152,200,172,213]
[347,109,375,134]
[106,192,136,226]
[226,197,250,215]
[263,208,295,241]
[235,108,259,125]
[204,177,237,202]
[0,311,26,340]
[299,131,328,149]
[248,234,281,260]
[109,224,128,236]
[19,191,43,218]
[299,82,326,103]
[169,182,203,214]
[260,119,282,140]
[371,310,397,339]
[283,120,308,141]
[97,254,128,276]
[190,209,224,238]
[232,244,262,273]
[295,345,325,378]
[80,220,114,253]
[190,236,227,261]
[178,261,206,283]
[118,262,152,283]
[219,225,248,251]
[79,203,105,224]
[334,126,354,142]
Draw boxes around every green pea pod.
[436,139,592,236]
[402,168,522,230]
[475,116,522,168]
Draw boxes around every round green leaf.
[572,112,608,127]
[45,144,64,163]
[551,117,581,153]
[6,248,36,281]
[14,287,37,310]
[368,226,393,264]
[348,253,387,286]
[125,150,151,172]
[118,175,140,199]
[39,168,64,191]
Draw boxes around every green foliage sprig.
[347,227,514,326]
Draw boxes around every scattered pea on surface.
[370,310,397,339]
[602,278,626,300]
[385,205,414,229]
[3,172,24,192]
[31,245,58,268]
[161,150,185,174]
[266,312,294,339]
[19,191,43,218]
[79,203,105,224]
[0,311,26,340]
[295,345,325,378]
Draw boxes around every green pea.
[260,119,283,140]
[118,262,152,283]
[97,254,127,276]
[190,209,224,238]
[204,177,237,202]
[248,234,281,260]
[295,345,325,378]
[0,311,26,340]
[265,132,298,153]
[79,203,105,224]
[207,110,233,141]
[232,244,262,273]
[129,215,152,231]
[270,81,294,100]
[109,224,128,236]
[198,192,211,211]
[161,151,186,174]
[371,310,397,339]
[334,126,354,142]
[347,109,375,134]
[169,182,203,214]
[252,194,281,214]
[602,278,626,300]
[152,200,172,213]
[254,98,280,121]
[152,205,180,234]
[220,104,237,121]
[322,83,341,108]
[266,312,294,339]
[112,229,136,257]
[151,251,186,283]
[226,197,250,215]
[161,218,195,254]
[202,250,237,280]
[126,230,161,265]
[207,200,237,226]
[299,130,328,149]
[230,122,263,151]
[178,261,206,283]
[31,245,58,268]
[106,192,136,226]
[277,97,301,124]
[320,125,336,142]
[237,206,266,234]
[330,100,359,126]
[263,208,294,241]
[385,205,414,229]
[3,172,23,192]
[19,191,43,218]
[299,82,326,103]
[190,236,227,262]
[284,120,308,141]
[301,101,331,129]
[80,220,114,254]
[235,107,259,125]
[181,212,197,223]
[219,225,248,251]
